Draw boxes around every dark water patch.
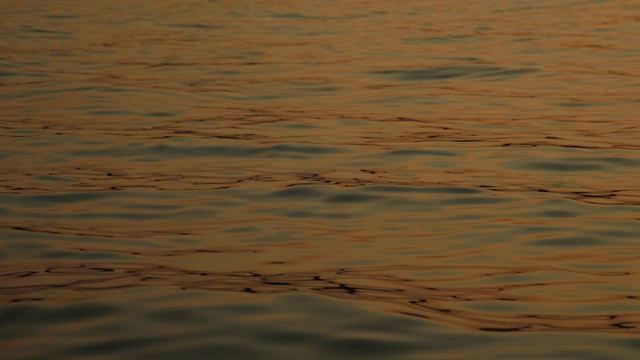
[374,65,539,82]
[44,14,83,19]
[426,186,486,195]
[0,73,52,88]
[20,26,73,35]
[438,196,513,206]
[1,302,120,325]
[518,158,634,172]
[220,225,263,233]
[283,210,314,218]
[383,149,456,157]
[242,230,303,243]
[303,86,344,92]
[297,186,387,204]
[325,193,379,204]
[516,156,640,172]
[165,23,225,30]
[365,185,485,195]
[365,185,435,194]
[71,143,346,161]
[595,228,637,239]
[0,229,114,246]
[268,123,326,130]
[318,336,415,357]
[529,236,605,247]
[41,249,133,261]
[270,12,370,20]
[3,192,111,207]
[1,241,52,259]
[33,175,76,183]
[149,144,343,159]
[439,57,484,62]
[144,307,206,323]
[366,185,486,195]
[48,52,80,58]
[88,110,140,116]
[0,198,206,221]
[0,304,40,325]
[2,243,134,261]
[555,101,619,108]
[49,207,215,222]
[537,210,578,218]
[118,203,184,211]
[405,35,474,44]
[146,111,178,117]
[282,209,360,220]
[267,186,327,200]
[97,87,150,93]
[66,336,165,358]
[592,157,640,166]
[1,85,95,101]
[619,338,640,353]
[0,148,34,160]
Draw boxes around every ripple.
[2,262,638,335]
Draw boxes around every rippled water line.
[2,261,640,334]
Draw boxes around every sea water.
[2,0,640,358]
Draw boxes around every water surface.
[2,0,640,358]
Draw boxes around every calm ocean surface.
[2,0,640,358]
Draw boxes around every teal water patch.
[19,26,73,35]
[44,14,84,19]
[164,23,225,30]
[528,235,606,247]
[1,85,95,101]
[405,35,474,44]
[507,156,640,172]
[88,110,139,116]
[266,186,328,200]
[33,175,77,183]
[0,192,112,207]
[146,111,178,117]
[1,292,635,360]
[1,302,121,325]
[266,185,489,206]
[536,209,579,218]
[324,192,380,204]
[270,12,370,20]
[438,196,512,206]
[383,149,456,157]
[365,185,484,195]
[68,143,348,161]
[0,148,34,160]
[374,65,539,82]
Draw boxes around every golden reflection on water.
[1,0,640,358]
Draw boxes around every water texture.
[1,0,640,358]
